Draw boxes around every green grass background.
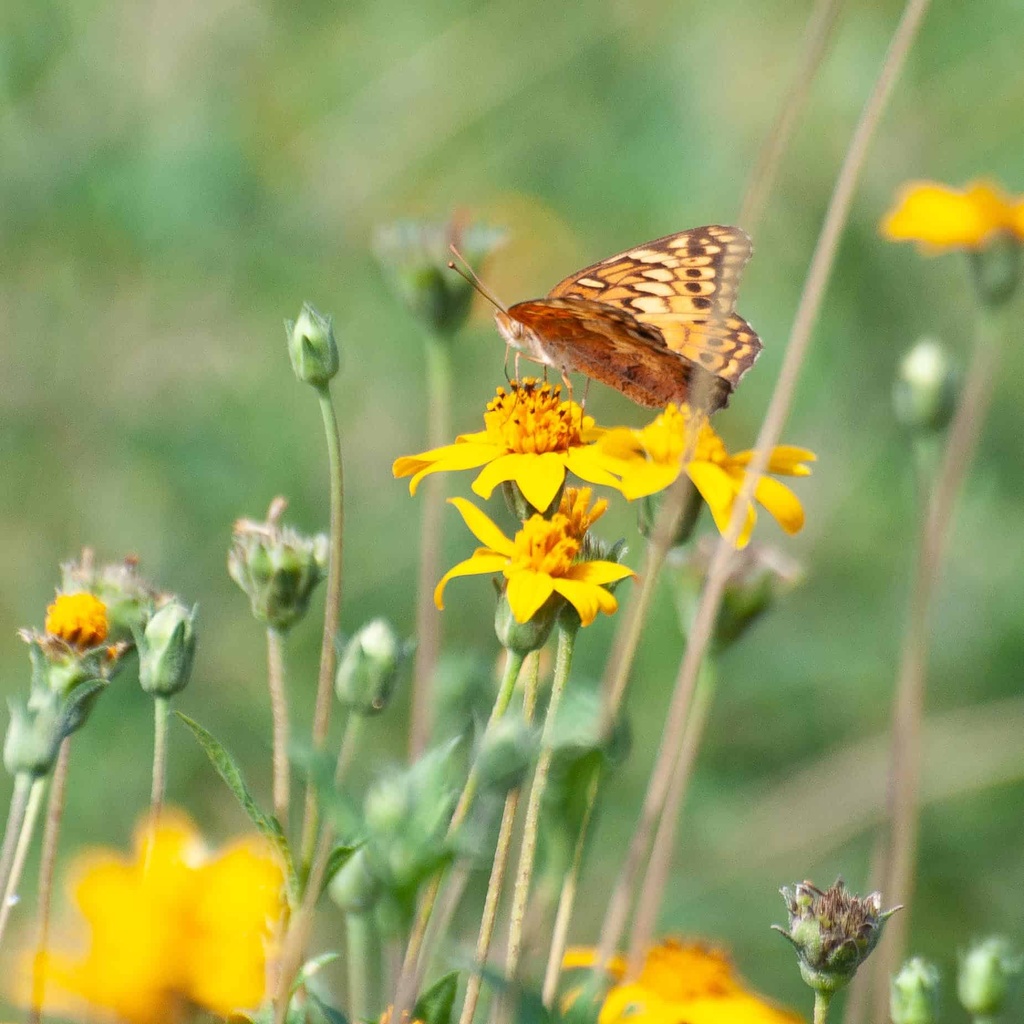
[2,0,1024,1015]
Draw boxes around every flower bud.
[495,590,558,655]
[474,716,536,794]
[328,846,381,914]
[60,552,161,644]
[229,503,328,633]
[335,619,410,716]
[957,938,1022,1019]
[774,879,900,995]
[891,957,941,1024]
[969,232,1021,308]
[137,599,197,698]
[637,486,703,549]
[373,218,505,337]
[285,302,339,387]
[893,339,958,434]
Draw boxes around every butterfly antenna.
[447,245,507,313]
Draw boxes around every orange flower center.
[642,404,728,466]
[508,514,579,577]
[558,487,608,539]
[484,379,586,455]
[45,592,109,648]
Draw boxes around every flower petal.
[563,446,624,490]
[505,570,555,624]
[564,561,636,587]
[552,577,617,626]
[434,554,509,609]
[394,441,503,494]
[687,462,755,549]
[448,498,515,554]
[731,446,816,477]
[473,452,567,511]
[755,476,805,534]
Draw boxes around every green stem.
[150,695,171,821]
[267,627,290,827]
[505,625,577,979]
[0,774,32,903]
[335,713,363,787]
[409,334,453,760]
[0,775,46,950]
[301,384,346,868]
[347,911,382,1021]
[814,990,832,1024]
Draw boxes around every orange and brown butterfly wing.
[548,225,762,394]
[504,298,729,410]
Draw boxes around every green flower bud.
[285,302,339,387]
[327,847,381,914]
[495,590,558,655]
[229,501,328,632]
[893,339,958,434]
[957,938,1022,1019]
[335,619,411,716]
[637,487,703,549]
[673,537,803,650]
[891,957,941,1024]
[474,715,536,794]
[431,654,496,741]
[774,879,900,996]
[137,599,197,698]
[969,232,1021,308]
[373,219,505,337]
[20,630,124,696]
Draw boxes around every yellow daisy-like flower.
[881,179,1024,252]
[598,404,815,549]
[393,379,622,512]
[434,496,634,627]
[564,940,803,1024]
[44,593,109,649]
[15,811,285,1024]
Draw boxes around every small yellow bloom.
[393,379,622,513]
[564,940,803,1024]
[434,497,634,626]
[881,179,1024,252]
[558,486,609,540]
[44,593,109,649]
[15,811,285,1024]
[598,405,814,549]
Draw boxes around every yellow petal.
[505,569,555,623]
[448,498,514,554]
[561,947,627,980]
[687,462,755,549]
[563,446,625,490]
[731,446,816,477]
[665,993,804,1024]
[552,577,617,626]
[754,476,805,534]
[394,442,502,494]
[880,179,1016,250]
[618,460,683,501]
[473,452,567,512]
[565,561,636,588]
[434,554,509,609]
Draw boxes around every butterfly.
[493,225,761,411]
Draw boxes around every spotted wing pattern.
[547,225,761,387]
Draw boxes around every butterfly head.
[494,308,554,368]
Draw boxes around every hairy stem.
[150,695,170,822]
[267,627,290,826]
[0,775,46,950]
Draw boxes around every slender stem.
[300,384,346,867]
[267,627,291,826]
[150,695,170,821]
[347,911,383,1022]
[814,990,833,1024]
[626,658,716,974]
[410,334,453,760]
[592,0,933,977]
[334,713,362,787]
[505,626,577,978]
[459,651,543,1024]
[29,740,71,1024]
[738,0,846,234]
[871,302,1007,1020]
[542,763,601,1006]
[0,775,47,950]
[0,774,32,904]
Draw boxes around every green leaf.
[322,843,359,895]
[176,712,297,896]
[296,951,342,989]
[307,991,350,1024]
[415,970,459,1024]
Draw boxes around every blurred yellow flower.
[881,179,1024,252]
[564,939,803,1024]
[393,379,622,512]
[44,593,109,649]
[434,496,633,626]
[598,405,814,548]
[15,811,284,1024]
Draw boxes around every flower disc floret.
[393,379,623,512]
[45,593,109,649]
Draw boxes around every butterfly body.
[493,225,761,411]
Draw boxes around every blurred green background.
[2,0,1024,1015]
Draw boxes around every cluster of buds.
[774,878,900,996]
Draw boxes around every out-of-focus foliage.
[2,0,1024,1014]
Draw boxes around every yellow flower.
[598,405,815,549]
[393,379,623,512]
[564,940,803,1024]
[434,497,634,627]
[881,179,1024,252]
[15,811,285,1024]
[44,593,109,649]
